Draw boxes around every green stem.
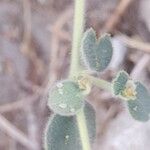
[87,75,112,92]
[76,110,91,150]
[69,0,91,150]
[69,0,85,78]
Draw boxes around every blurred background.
[0,0,150,149]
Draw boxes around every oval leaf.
[112,70,129,96]
[112,71,150,122]
[48,80,85,116]
[44,102,96,150]
[81,28,113,72]
[127,82,150,122]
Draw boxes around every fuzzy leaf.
[44,102,96,150]
[48,80,84,116]
[112,71,150,122]
[112,70,137,100]
[127,82,150,122]
[81,28,113,72]
[112,71,129,96]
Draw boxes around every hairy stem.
[69,0,85,78]
[69,0,91,150]
[87,75,112,92]
[76,110,91,150]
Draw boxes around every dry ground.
[0,0,150,149]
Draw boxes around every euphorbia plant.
[44,0,150,150]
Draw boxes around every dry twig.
[0,89,43,113]
[39,7,73,109]
[48,7,73,84]
[25,106,40,150]
[21,0,44,78]
[0,114,34,149]
[120,34,150,53]
[102,0,134,33]
[131,54,150,79]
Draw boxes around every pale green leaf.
[44,102,96,150]
[81,28,113,72]
[48,80,85,116]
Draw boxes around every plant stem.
[69,0,85,78]
[69,0,91,150]
[87,75,112,92]
[76,110,91,150]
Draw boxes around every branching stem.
[69,0,85,78]
[69,0,91,150]
[87,75,112,92]
[76,110,91,150]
